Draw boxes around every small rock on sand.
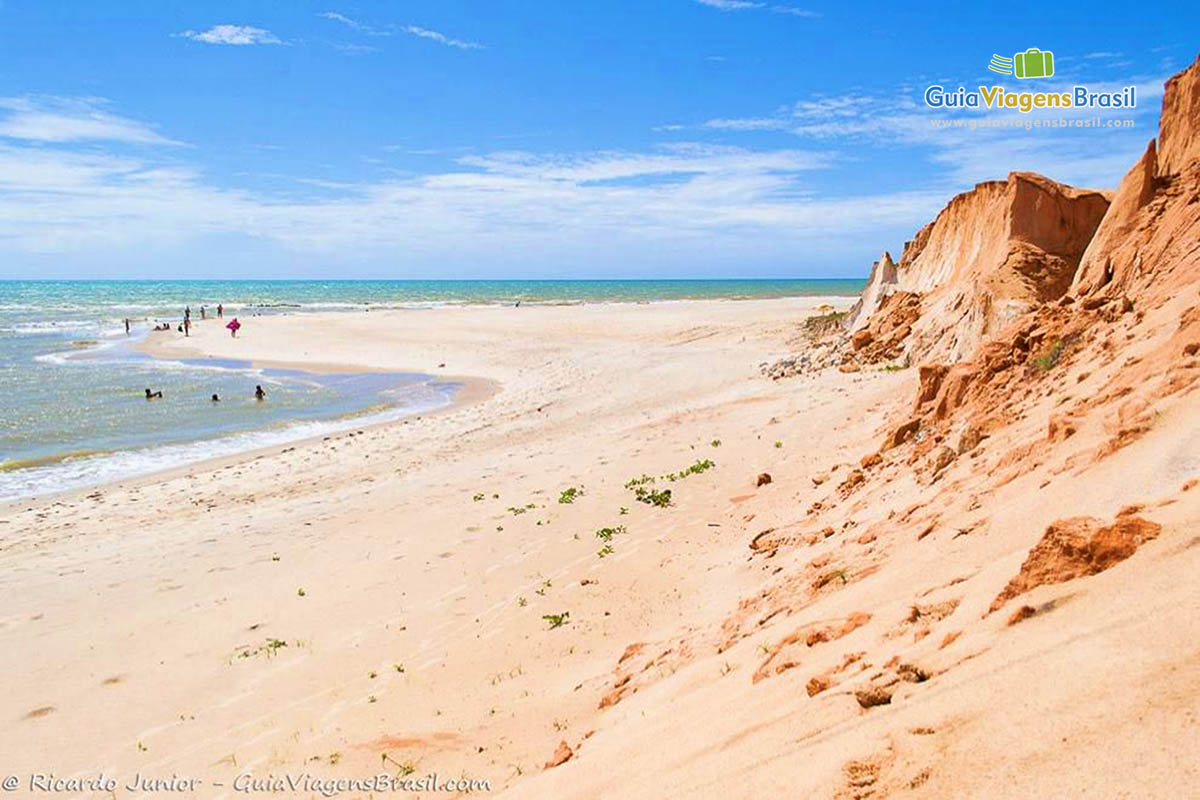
[545,740,573,769]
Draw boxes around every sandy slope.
[3,289,1197,799]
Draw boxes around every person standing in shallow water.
[255,385,266,401]
[124,318,130,335]
[217,304,223,318]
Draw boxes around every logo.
[922,47,1135,114]
[988,48,1055,79]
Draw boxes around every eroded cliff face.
[844,172,1111,366]
[865,52,1200,481]
[900,173,1110,364]
[1157,54,1200,177]
[844,252,897,333]
[1073,54,1200,305]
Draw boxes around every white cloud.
[177,25,283,46]
[319,13,485,52]
[403,25,483,50]
[700,76,1165,189]
[0,124,945,274]
[0,97,183,146]
[319,11,391,37]
[696,0,762,8]
[694,0,819,17]
[319,11,366,31]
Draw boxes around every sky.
[0,1,1195,279]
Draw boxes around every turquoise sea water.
[0,280,862,502]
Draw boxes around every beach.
[3,290,1198,798]
[4,289,1195,800]
[3,296,887,794]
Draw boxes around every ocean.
[0,279,862,503]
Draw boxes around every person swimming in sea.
[211,393,220,402]
[145,388,163,399]
[255,385,266,401]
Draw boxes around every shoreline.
[3,296,842,511]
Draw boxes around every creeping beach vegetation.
[595,525,626,542]
[543,612,570,629]
[665,459,714,481]
[597,544,614,558]
[1031,339,1066,372]
[236,638,289,660]
[634,486,672,507]
[381,754,416,777]
[624,474,656,489]
[558,486,584,504]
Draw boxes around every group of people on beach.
[129,303,241,338]
[144,385,267,402]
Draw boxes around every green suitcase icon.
[1014,48,1054,79]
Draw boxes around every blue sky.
[0,1,1194,279]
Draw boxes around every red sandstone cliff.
[849,173,1111,365]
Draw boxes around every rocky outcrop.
[895,172,1110,364]
[989,515,1161,613]
[1071,141,1158,297]
[1158,54,1200,177]
[845,252,898,332]
[849,290,920,364]
[1073,54,1200,304]
[837,172,1109,369]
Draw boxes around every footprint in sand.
[24,706,56,719]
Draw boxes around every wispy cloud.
[319,12,485,51]
[403,25,484,50]
[177,25,283,46]
[0,97,184,146]
[319,11,366,31]
[694,0,819,18]
[319,11,390,36]
[0,105,946,275]
[699,75,1166,189]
